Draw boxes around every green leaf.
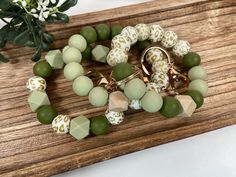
[14,30,30,46]
[10,17,23,26]
[7,29,18,42]
[45,16,57,23]
[0,0,11,10]
[25,40,35,48]
[56,13,69,23]
[32,47,42,62]
[0,53,9,63]
[43,32,54,43]
[58,0,78,12]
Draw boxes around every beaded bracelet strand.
[26,23,208,141]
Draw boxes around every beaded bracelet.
[26,23,208,141]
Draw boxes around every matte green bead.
[183,52,201,68]
[140,91,163,113]
[28,90,50,112]
[111,25,123,38]
[124,78,146,100]
[188,79,208,97]
[92,45,110,63]
[62,47,82,64]
[95,24,111,40]
[33,61,52,78]
[112,63,134,81]
[70,115,90,140]
[188,66,207,81]
[90,116,109,135]
[68,34,87,52]
[45,50,64,69]
[37,105,57,124]
[186,90,204,108]
[80,26,97,44]
[89,87,108,107]
[136,40,151,52]
[160,96,181,118]
[64,62,84,81]
[73,76,94,96]
[82,45,92,60]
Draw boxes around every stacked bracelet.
[26,23,208,141]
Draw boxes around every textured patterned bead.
[111,34,131,52]
[152,60,170,73]
[26,76,47,92]
[52,115,70,134]
[121,26,138,45]
[107,48,128,66]
[129,99,142,110]
[105,109,124,125]
[151,71,169,90]
[161,31,178,48]
[146,82,161,93]
[173,40,191,57]
[149,24,164,42]
[134,24,150,41]
[146,48,164,65]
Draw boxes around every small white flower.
[21,0,27,7]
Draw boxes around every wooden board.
[0,0,236,176]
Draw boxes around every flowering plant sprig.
[0,0,78,62]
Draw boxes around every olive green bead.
[136,40,151,52]
[160,96,181,118]
[140,91,163,113]
[82,45,92,60]
[64,62,84,81]
[188,79,208,97]
[62,47,82,64]
[90,116,109,135]
[68,34,87,52]
[188,66,207,81]
[112,63,134,81]
[111,25,123,38]
[80,26,97,44]
[124,78,147,100]
[33,61,52,78]
[186,90,204,108]
[37,105,57,124]
[95,24,111,40]
[89,87,108,107]
[73,76,94,96]
[183,52,201,68]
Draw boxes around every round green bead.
[112,63,134,81]
[159,96,181,118]
[73,76,94,96]
[111,25,123,38]
[183,52,201,68]
[124,78,146,100]
[62,47,82,64]
[186,90,204,108]
[140,91,163,113]
[136,40,151,52]
[80,26,97,44]
[82,45,92,60]
[188,79,208,97]
[95,24,111,40]
[33,61,52,78]
[68,34,87,52]
[37,105,57,124]
[89,87,108,107]
[64,62,84,81]
[188,66,207,81]
[90,115,109,135]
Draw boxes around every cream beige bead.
[175,95,197,117]
[151,71,169,90]
[111,34,131,52]
[121,26,138,45]
[149,24,164,42]
[109,91,129,112]
[135,24,150,41]
[107,48,128,66]
[26,76,47,92]
[145,48,164,65]
[152,60,170,73]
[173,40,191,57]
[161,31,178,48]
[52,115,70,134]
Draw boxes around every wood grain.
[0,0,236,176]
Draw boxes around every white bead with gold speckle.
[111,34,131,52]
[146,82,161,93]
[105,109,124,125]
[152,60,170,73]
[129,100,142,110]
[151,71,169,90]
[121,26,138,45]
[26,76,47,92]
[149,24,164,42]
[52,115,70,134]
[146,48,164,65]
[107,48,128,66]
[173,40,191,57]
[135,24,150,41]
[161,31,178,48]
